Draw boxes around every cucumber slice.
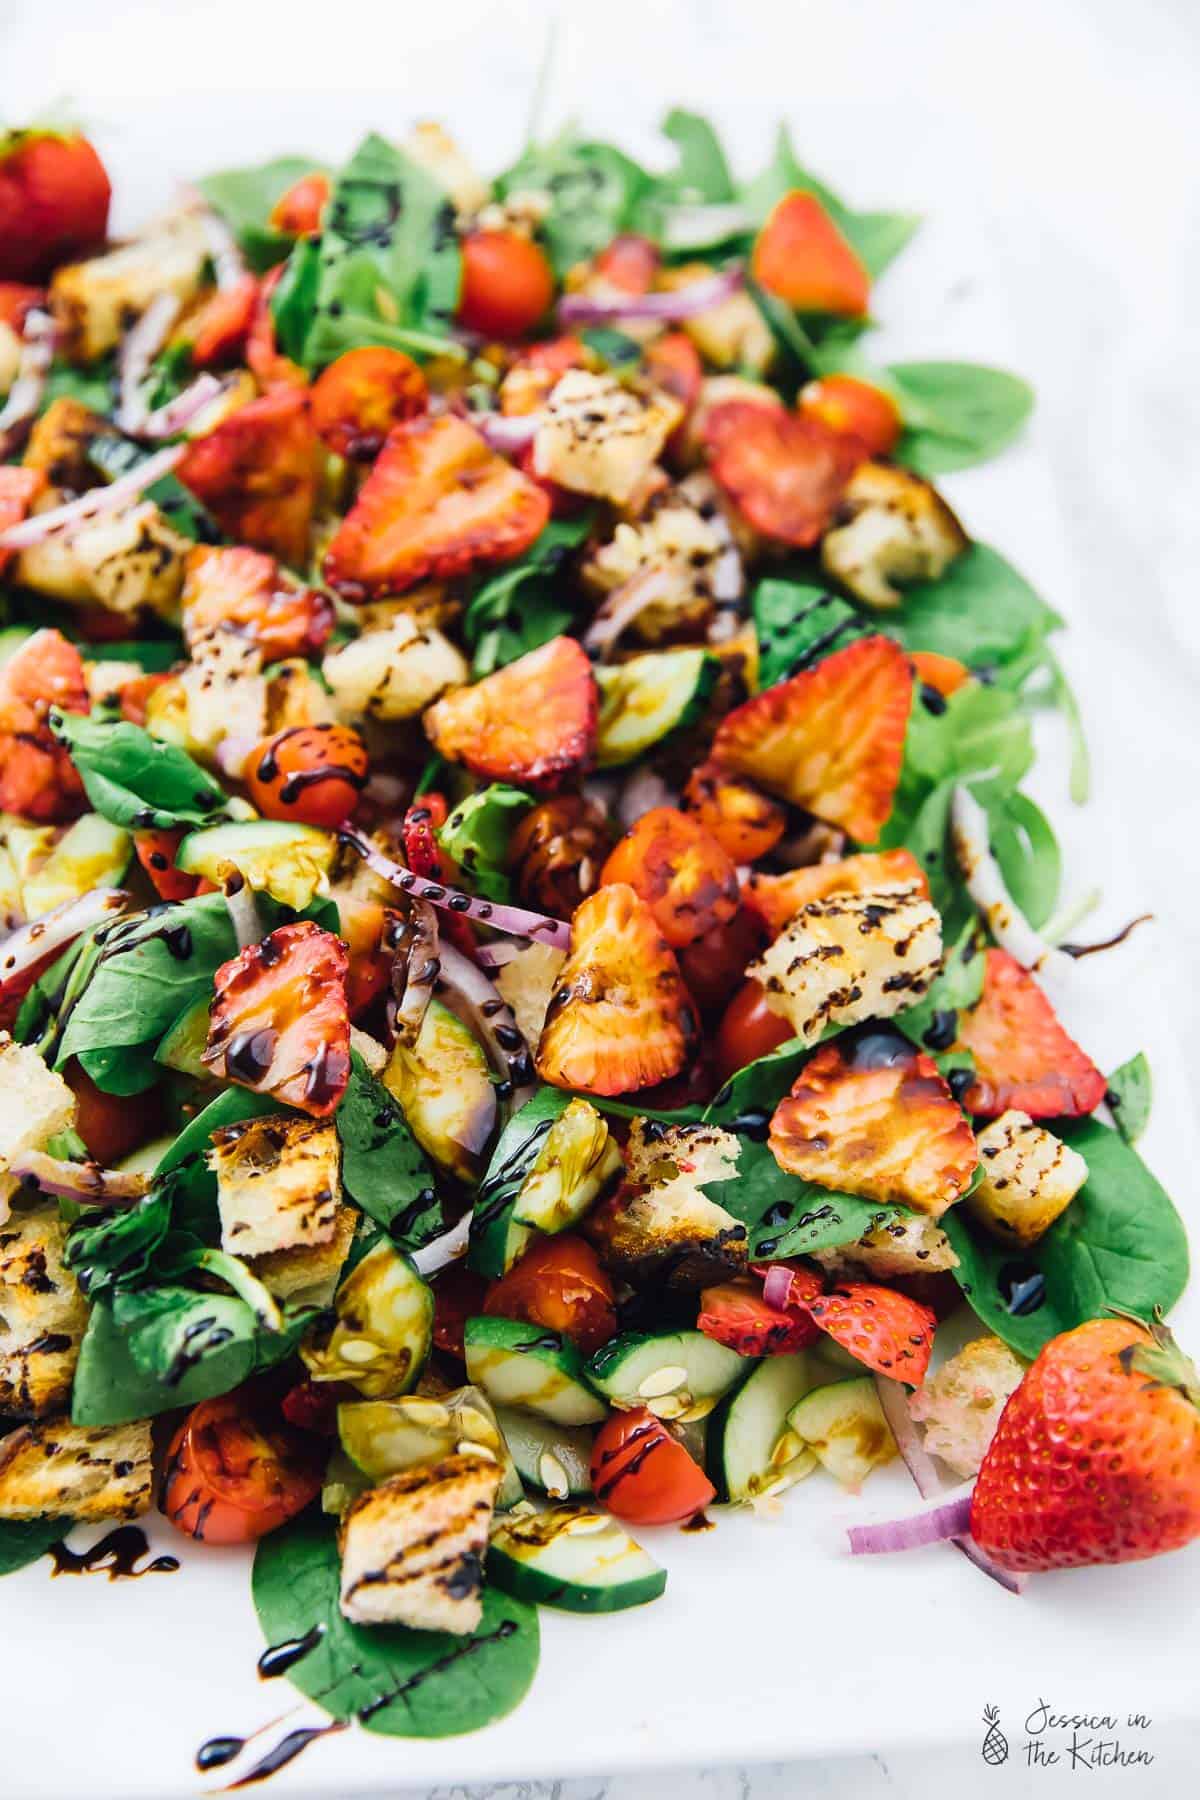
[338,1386,523,1509]
[176,818,335,909]
[113,1134,177,1177]
[384,998,498,1184]
[488,1505,666,1613]
[707,1353,817,1503]
[20,813,131,918]
[464,1316,607,1426]
[594,648,717,768]
[586,1329,748,1420]
[787,1377,897,1489]
[470,1088,568,1277]
[470,1090,619,1277]
[301,1239,433,1399]
[495,1406,594,1498]
[155,995,211,1078]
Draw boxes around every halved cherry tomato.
[0,129,111,282]
[269,171,330,237]
[910,649,970,700]
[589,1406,716,1524]
[181,544,334,661]
[601,806,739,950]
[706,400,862,548]
[432,1262,490,1360]
[593,233,659,294]
[245,723,369,830]
[337,893,391,1020]
[483,1233,617,1356]
[133,828,201,903]
[458,230,555,339]
[0,465,46,575]
[0,281,45,329]
[799,373,901,458]
[65,1059,163,1165]
[677,906,766,1016]
[311,346,428,461]
[715,978,793,1081]
[162,1387,324,1544]
[183,273,259,367]
[697,1277,819,1356]
[751,190,870,317]
[681,759,786,864]
[178,386,317,565]
[205,920,351,1116]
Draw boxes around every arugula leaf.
[437,785,535,902]
[1106,1052,1152,1144]
[337,1054,442,1248]
[739,123,920,279]
[253,1513,540,1737]
[890,361,1035,476]
[888,543,1062,673]
[752,578,868,689]
[985,789,1061,929]
[498,132,652,275]
[0,1519,65,1577]
[197,155,328,273]
[49,710,230,833]
[463,514,590,677]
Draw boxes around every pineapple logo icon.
[981,1705,1009,1765]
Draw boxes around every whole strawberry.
[971,1316,1200,1572]
[0,129,111,281]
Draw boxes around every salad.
[0,108,1197,1761]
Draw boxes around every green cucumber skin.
[586,1329,747,1407]
[706,1353,814,1504]
[486,1545,667,1614]
[494,1406,594,1497]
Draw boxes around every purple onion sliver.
[846,1491,974,1555]
[953,1534,1028,1595]
[557,265,744,327]
[874,1374,945,1502]
[761,1264,797,1312]
[477,411,541,455]
[0,445,187,550]
[338,828,571,950]
[9,1149,150,1209]
[0,887,129,997]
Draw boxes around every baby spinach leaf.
[470,1086,573,1275]
[656,109,736,205]
[893,921,986,1056]
[578,325,643,370]
[739,123,920,279]
[81,638,183,673]
[40,356,115,416]
[152,1084,283,1241]
[499,132,652,275]
[890,361,1034,475]
[463,514,590,677]
[752,578,868,689]
[253,1512,540,1737]
[0,1518,65,1577]
[1106,1052,1152,1144]
[49,710,230,833]
[337,1055,441,1249]
[888,542,1061,674]
[437,785,535,903]
[197,155,328,273]
[65,1186,173,1296]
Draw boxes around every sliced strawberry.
[698,1277,818,1356]
[0,627,88,821]
[910,650,970,700]
[593,233,660,293]
[956,947,1106,1119]
[311,346,428,461]
[800,1280,936,1383]
[424,636,596,790]
[323,413,550,599]
[681,760,786,864]
[536,883,696,1095]
[181,544,334,659]
[178,386,317,565]
[745,848,929,936]
[645,331,703,419]
[751,190,870,317]
[601,806,739,950]
[0,129,111,282]
[134,828,201,903]
[181,273,259,367]
[707,400,862,547]
[769,1031,977,1216]
[399,793,475,957]
[712,635,912,842]
[203,920,351,1118]
[116,670,170,728]
[269,171,331,237]
[0,465,46,574]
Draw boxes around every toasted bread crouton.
[0,1417,153,1520]
[966,1110,1088,1248]
[339,1451,501,1633]
[908,1336,1027,1477]
[749,884,942,1046]
[0,1201,88,1418]
[812,1209,959,1281]
[265,659,337,733]
[22,397,114,491]
[821,462,969,610]
[249,1202,357,1306]
[50,212,209,363]
[178,629,269,754]
[209,1113,342,1258]
[582,485,729,644]
[533,370,682,506]
[495,942,567,1049]
[585,1119,745,1290]
[323,618,467,723]
[0,1037,77,1226]
[66,503,191,619]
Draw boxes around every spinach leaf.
[752,578,867,689]
[197,155,328,273]
[153,1084,283,1237]
[49,710,230,833]
[890,361,1034,476]
[499,132,652,275]
[40,356,115,415]
[462,515,590,677]
[1106,1052,1152,1144]
[893,921,985,1064]
[253,1512,539,1737]
[437,785,535,902]
[65,1186,173,1295]
[578,325,643,371]
[470,1087,573,1276]
[942,1116,1189,1359]
[0,1518,64,1577]
[739,123,920,279]
[337,1054,441,1248]
[888,542,1061,674]
[657,109,736,205]
[81,638,183,673]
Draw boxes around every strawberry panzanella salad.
[0,111,1193,1745]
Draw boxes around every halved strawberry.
[322,413,550,599]
[751,190,870,317]
[178,386,317,565]
[956,948,1106,1119]
[769,1030,977,1216]
[910,650,970,700]
[180,273,259,367]
[601,806,739,950]
[181,544,334,659]
[800,1280,936,1383]
[745,848,929,936]
[711,635,911,842]
[0,465,46,574]
[0,627,88,822]
[133,828,202,903]
[424,636,596,790]
[681,760,786,864]
[0,622,90,722]
[203,920,351,1118]
[707,400,862,547]
[593,233,660,293]
[697,1277,818,1356]
[269,171,331,237]
[536,883,696,1095]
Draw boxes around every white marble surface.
[3,0,1199,1793]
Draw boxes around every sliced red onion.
[140,371,226,440]
[558,265,744,327]
[950,784,1070,977]
[0,444,186,551]
[762,1264,798,1312]
[954,1533,1028,1595]
[474,939,525,970]
[583,564,677,659]
[221,869,265,951]
[0,888,129,998]
[389,898,440,1048]
[413,1210,472,1277]
[617,766,675,830]
[436,940,535,1105]
[10,1149,150,1208]
[478,411,541,455]
[847,1490,974,1555]
[338,827,571,951]
[0,307,56,456]
[116,292,182,433]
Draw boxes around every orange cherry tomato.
[458,231,555,339]
[432,1263,490,1360]
[65,1059,163,1165]
[715,978,793,1081]
[311,346,428,461]
[681,760,786,864]
[910,650,970,699]
[162,1388,324,1545]
[601,807,739,951]
[484,1234,617,1356]
[677,906,766,1017]
[589,1406,716,1524]
[245,724,369,829]
[799,374,901,458]
[269,171,331,237]
[133,828,201,903]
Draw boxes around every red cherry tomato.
[311,346,428,461]
[133,828,201,903]
[589,1407,716,1524]
[162,1388,324,1545]
[458,231,555,339]
[484,1234,617,1356]
[715,978,793,1081]
[677,907,767,1018]
[798,374,901,458]
[65,1059,163,1165]
[245,723,369,829]
[432,1263,490,1360]
[269,171,331,237]
[0,130,111,282]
